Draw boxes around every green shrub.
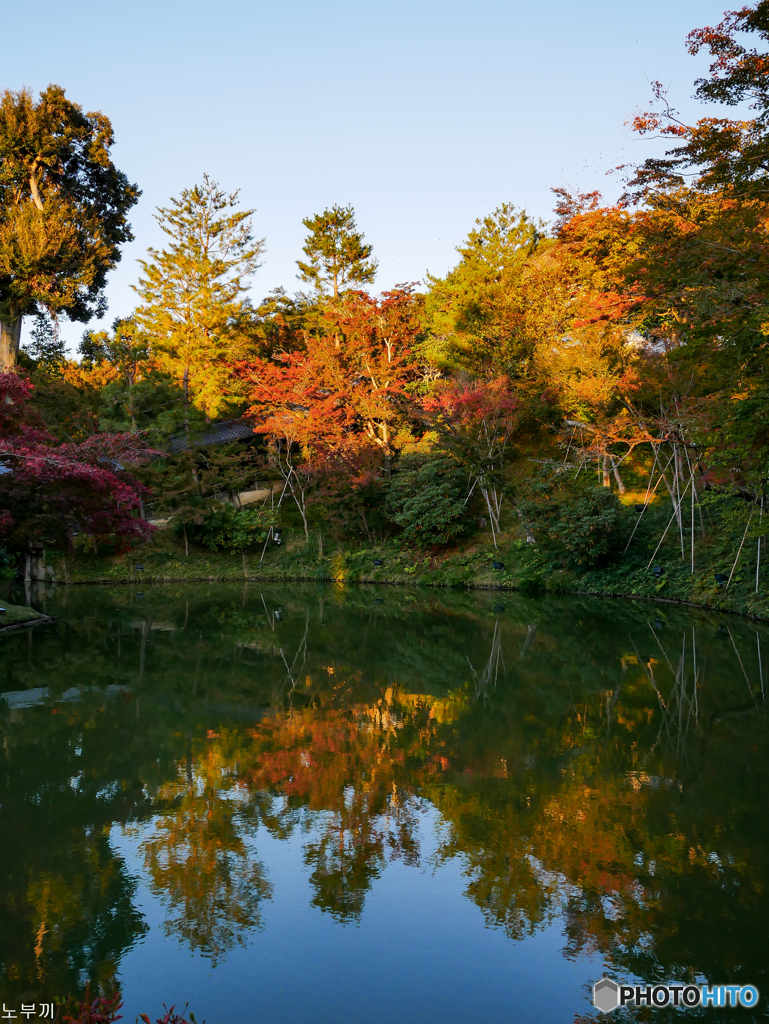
[385,457,472,546]
[175,503,273,553]
[522,479,631,568]
[0,547,16,579]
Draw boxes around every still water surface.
[1,582,768,1022]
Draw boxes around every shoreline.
[15,572,767,623]
[0,613,54,633]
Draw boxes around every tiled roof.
[167,419,256,454]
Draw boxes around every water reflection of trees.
[139,739,271,963]
[0,692,150,1001]
[243,701,431,922]
[2,582,769,1012]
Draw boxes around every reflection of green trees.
[140,737,271,963]
[0,697,150,1001]
[2,580,769,1013]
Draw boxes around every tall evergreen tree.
[134,175,265,426]
[297,204,377,299]
[0,85,139,367]
[22,312,66,368]
[423,204,548,374]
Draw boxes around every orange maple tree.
[237,286,421,535]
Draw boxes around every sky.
[3,0,732,353]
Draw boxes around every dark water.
[1,582,768,1022]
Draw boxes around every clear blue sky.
[4,0,730,352]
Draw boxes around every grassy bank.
[37,506,769,621]
[0,601,50,630]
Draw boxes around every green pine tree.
[297,204,377,299]
[134,175,265,427]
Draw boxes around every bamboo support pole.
[675,445,685,559]
[690,464,695,574]
[757,499,763,594]
[726,508,754,590]
[647,474,693,569]
[624,451,676,553]
[758,632,765,703]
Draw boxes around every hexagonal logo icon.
[593,978,620,1013]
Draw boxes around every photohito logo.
[593,978,760,1012]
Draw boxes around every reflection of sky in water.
[112,806,606,1024]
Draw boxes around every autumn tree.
[607,0,769,496]
[297,204,377,299]
[322,287,420,474]
[240,287,420,537]
[240,348,364,540]
[134,176,265,428]
[620,3,769,392]
[627,1,769,202]
[532,192,642,488]
[0,85,139,367]
[0,373,156,552]
[420,377,520,548]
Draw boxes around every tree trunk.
[298,498,309,540]
[0,317,22,369]
[515,504,536,544]
[611,458,626,494]
[602,454,611,488]
[360,512,372,542]
[480,485,499,549]
[182,365,200,486]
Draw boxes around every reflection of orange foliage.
[244,705,407,811]
[241,698,440,921]
[142,737,271,963]
[535,784,641,897]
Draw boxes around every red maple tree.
[238,287,421,536]
[420,377,519,548]
[0,373,157,552]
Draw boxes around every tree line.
[3,1,769,570]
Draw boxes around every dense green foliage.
[175,502,273,554]
[521,472,632,568]
[385,456,472,545]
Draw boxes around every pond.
[1,582,768,1022]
